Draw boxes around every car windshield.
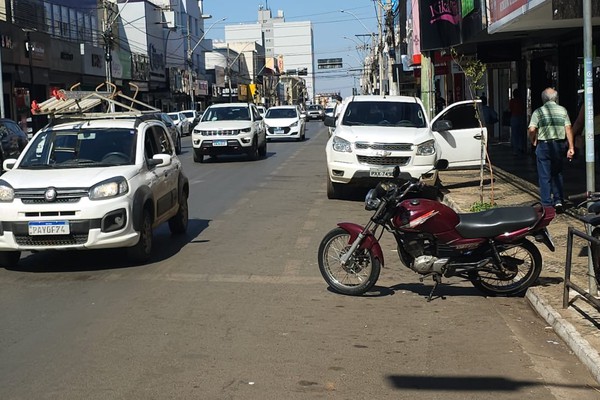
[18,128,137,169]
[308,105,322,111]
[266,108,297,119]
[201,106,251,121]
[182,111,194,118]
[167,113,180,121]
[325,107,335,114]
[341,101,426,128]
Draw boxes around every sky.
[203,0,383,98]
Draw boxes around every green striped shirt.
[528,101,571,141]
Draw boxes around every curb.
[527,287,600,384]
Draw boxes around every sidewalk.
[439,141,600,384]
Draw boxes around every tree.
[450,48,495,210]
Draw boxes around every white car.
[256,106,267,118]
[324,95,486,199]
[0,114,189,267]
[192,102,267,163]
[264,105,306,141]
[168,111,192,136]
[180,109,199,133]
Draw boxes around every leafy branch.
[450,48,495,210]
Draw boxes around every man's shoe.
[554,202,564,213]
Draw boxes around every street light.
[340,9,382,95]
[188,16,227,107]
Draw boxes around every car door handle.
[474,134,483,140]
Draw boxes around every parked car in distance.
[180,110,199,133]
[168,111,192,136]
[156,113,182,154]
[324,95,487,199]
[306,104,325,121]
[192,102,267,163]
[256,106,267,118]
[264,105,306,141]
[0,118,29,172]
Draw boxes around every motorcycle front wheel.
[469,238,542,297]
[317,227,381,295]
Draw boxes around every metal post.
[583,0,597,294]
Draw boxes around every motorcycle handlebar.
[568,191,600,203]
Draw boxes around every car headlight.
[416,140,436,156]
[89,177,129,200]
[332,136,352,153]
[240,127,252,133]
[0,180,14,202]
[290,121,298,127]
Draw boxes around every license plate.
[369,167,394,178]
[28,221,70,236]
[274,128,284,134]
[213,140,227,147]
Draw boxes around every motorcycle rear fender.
[337,222,385,266]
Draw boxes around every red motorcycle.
[317,160,556,301]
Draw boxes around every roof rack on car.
[30,82,160,120]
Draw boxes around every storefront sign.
[419,0,462,51]
[489,0,527,23]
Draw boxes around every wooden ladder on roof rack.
[30,82,160,116]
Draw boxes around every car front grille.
[14,234,89,246]
[357,156,410,166]
[15,188,88,204]
[199,130,240,136]
[355,142,413,151]
[268,127,291,134]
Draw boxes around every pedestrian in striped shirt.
[527,88,575,210]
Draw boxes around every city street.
[0,121,599,400]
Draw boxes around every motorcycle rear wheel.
[469,238,542,297]
[318,227,381,295]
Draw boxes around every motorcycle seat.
[456,207,540,239]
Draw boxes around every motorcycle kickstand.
[419,273,445,302]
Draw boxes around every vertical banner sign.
[419,0,462,51]
[461,0,474,16]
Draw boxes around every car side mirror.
[148,153,171,168]
[432,119,452,131]
[324,115,336,127]
[3,158,17,171]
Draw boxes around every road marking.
[283,259,301,276]
[295,236,310,249]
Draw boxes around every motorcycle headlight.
[364,188,381,211]
[0,180,14,202]
[332,136,352,153]
[89,177,129,200]
[416,139,436,156]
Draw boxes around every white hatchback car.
[192,103,267,163]
[168,111,192,136]
[0,114,189,267]
[324,95,486,199]
[264,105,306,141]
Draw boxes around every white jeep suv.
[325,95,486,199]
[0,114,189,267]
[192,103,267,162]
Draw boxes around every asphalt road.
[0,121,599,399]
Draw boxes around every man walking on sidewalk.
[528,87,575,210]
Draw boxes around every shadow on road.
[8,218,210,273]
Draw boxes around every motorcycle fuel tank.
[394,198,460,233]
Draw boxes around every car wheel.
[247,138,259,161]
[258,138,267,158]
[128,208,153,264]
[193,149,204,163]
[175,135,182,155]
[168,190,188,235]
[326,176,343,199]
[0,251,20,268]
